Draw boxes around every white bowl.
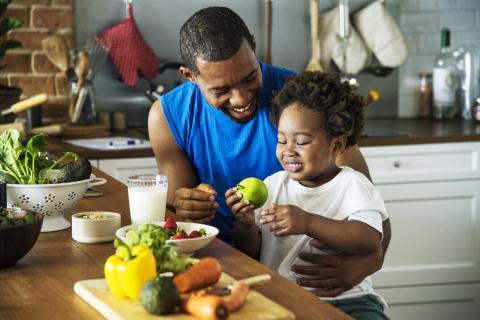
[72,212,121,243]
[115,221,219,254]
[7,175,107,232]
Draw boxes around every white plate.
[115,221,219,254]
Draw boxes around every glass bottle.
[432,28,458,119]
[418,73,432,117]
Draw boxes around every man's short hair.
[180,7,256,75]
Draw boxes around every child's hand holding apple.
[225,186,256,226]
[225,177,269,226]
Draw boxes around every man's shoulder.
[262,62,296,87]
[261,61,297,78]
[162,81,196,106]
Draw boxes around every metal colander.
[7,175,106,232]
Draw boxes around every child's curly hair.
[270,72,364,147]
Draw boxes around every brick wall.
[398,0,480,117]
[1,0,74,119]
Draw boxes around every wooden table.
[0,169,350,320]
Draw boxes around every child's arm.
[260,204,381,254]
[305,214,381,254]
[225,187,261,258]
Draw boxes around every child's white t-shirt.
[255,166,388,305]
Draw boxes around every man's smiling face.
[188,40,263,123]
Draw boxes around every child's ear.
[179,66,196,83]
[333,135,347,154]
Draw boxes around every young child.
[225,72,389,320]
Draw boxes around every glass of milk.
[127,174,168,224]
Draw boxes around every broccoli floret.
[124,224,195,274]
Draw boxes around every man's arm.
[336,144,391,258]
[336,144,371,180]
[381,218,392,257]
[148,100,199,207]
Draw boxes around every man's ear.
[333,135,347,154]
[179,66,196,82]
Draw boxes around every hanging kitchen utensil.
[336,0,360,88]
[97,0,159,87]
[265,0,272,64]
[305,0,323,72]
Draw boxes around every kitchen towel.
[318,6,370,74]
[97,3,159,86]
[354,0,408,68]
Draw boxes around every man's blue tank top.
[161,61,296,243]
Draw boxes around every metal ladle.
[338,0,359,89]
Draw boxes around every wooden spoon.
[41,35,70,74]
[305,0,323,72]
[69,50,90,120]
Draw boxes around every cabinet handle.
[393,160,401,168]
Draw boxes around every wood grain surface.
[0,168,351,320]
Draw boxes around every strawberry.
[170,231,188,240]
[189,230,201,238]
[164,217,177,230]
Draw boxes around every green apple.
[236,177,268,208]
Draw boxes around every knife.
[204,274,271,296]
[1,93,48,116]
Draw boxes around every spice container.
[418,73,432,117]
[472,98,480,122]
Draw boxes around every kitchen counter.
[46,118,480,159]
[0,168,350,320]
[359,118,480,147]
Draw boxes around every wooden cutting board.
[74,273,295,320]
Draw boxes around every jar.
[418,73,433,117]
[472,98,480,122]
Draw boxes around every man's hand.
[173,183,219,223]
[260,204,309,236]
[292,239,383,297]
[225,187,255,226]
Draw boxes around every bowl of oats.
[71,211,121,243]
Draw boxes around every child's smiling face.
[276,104,346,187]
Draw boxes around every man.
[148,6,391,298]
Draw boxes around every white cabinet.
[361,142,480,320]
[96,157,158,185]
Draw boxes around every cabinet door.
[372,180,480,287]
[377,283,480,320]
[361,142,480,184]
[98,158,158,185]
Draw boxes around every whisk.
[84,35,111,81]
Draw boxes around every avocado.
[56,158,92,183]
[140,276,180,315]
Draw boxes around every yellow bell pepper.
[104,239,157,300]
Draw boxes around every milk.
[128,186,167,224]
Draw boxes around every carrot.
[223,282,250,312]
[182,293,229,320]
[174,257,222,293]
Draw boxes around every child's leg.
[328,295,389,320]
